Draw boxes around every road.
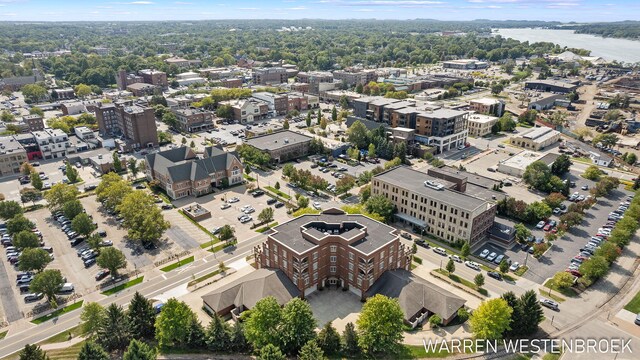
[0,233,267,358]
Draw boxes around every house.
[221,99,269,123]
[145,145,243,200]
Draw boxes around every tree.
[44,183,79,211]
[259,344,286,360]
[513,223,531,242]
[583,165,602,181]
[342,322,360,357]
[461,242,470,258]
[317,108,322,125]
[219,224,235,241]
[319,117,327,130]
[347,120,368,149]
[298,340,327,360]
[18,344,48,360]
[96,173,132,211]
[162,112,179,129]
[81,302,106,339]
[551,154,572,176]
[13,230,40,249]
[30,269,64,307]
[331,106,338,122]
[335,175,356,194]
[123,339,156,360]
[625,153,637,165]
[74,84,92,99]
[364,195,395,223]
[62,199,83,220]
[280,298,317,355]
[283,119,289,130]
[117,191,170,244]
[474,273,485,288]
[429,314,442,328]
[113,151,123,172]
[245,296,283,350]
[258,207,275,224]
[552,271,575,290]
[190,140,196,148]
[181,137,187,145]
[128,158,139,178]
[78,342,109,360]
[19,248,51,273]
[518,290,544,336]
[544,192,566,210]
[595,241,621,263]
[30,171,43,191]
[499,259,509,274]
[525,201,552,224]
[22,84,48,103]
[298,195,309,209]
[98,303,130,352]
[357,294,404,355]
[229,320,250,353]
[393,142,407,163]
[306,111,311,127]
[518,110,538,126]
[7,214,34,235]
[523,161,551,190]
[316,321,341,356]
[470,298,513,340]
[128,292,156,340]
[446,259,455,274]
[592,133,618,148]
[155,298,200,348]
[0,200,23,219]
[205,312,231,352]
[579,255,609,280]
[216,104,233,120]
[21,162,35,176]
[97,247,127,277]
[498,113,517,132]
[20,187,41,205]
[72,213,96,237]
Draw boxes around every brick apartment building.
[254,208,412,298]
[95,102,158,150]
[171,107,215,133]
[372,166,496,245]
[139,69,168,89]
[296,71,334,94]
[286,92,308,112]
[21,115,45,132]
[333,69,377,86]
[251,92,288,115]
[252,67,288,85]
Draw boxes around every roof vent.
[284,138,289,143]
[424,180,444,191]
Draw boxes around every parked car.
[479,249,490,258]
[433,247,447,256]
[267,198,277,205]
[274,201,285,208]
[161,204,174,210]
[84,258,96,268]
[486,252,498,262]
[100,240,113,247]
[494,254,505,264]
[540,299,559,311]
[24,293,44,303]
[95,269,110,281]
[509,262,520,272]
[414,239,429,249]
[16,275,34,285]
[227,197,240,203]
[312,202,322,210]
[449,254,462,263]
[536,221,546,229]
[487,271,503,280]
[464,261,480,271]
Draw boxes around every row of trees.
[347,121,404,161]
[470,290,544,340]
[496,197,552,224]
[522,155,572,195]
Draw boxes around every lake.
[494,28,640,64]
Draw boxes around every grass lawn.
[434,269,488,296]
[101,276,144,296]
[542,353,562,360]
[31,300,84,324]
[0,330,6,340]
[544,279,577,298]
[207,241,235,253]
[514,265,529,276]
[200,239,220,249]
[243,174,255,181]
[538,289,566,303]
[265,186,291,200]
[46,341,85,360]
[623,290,640,313]
[188,269,222,287]
[255,222,279,233]
[40,325,84,345]
[160,256,195,272]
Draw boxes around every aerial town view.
[1,1,640,359]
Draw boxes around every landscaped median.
[255,222,278,233]
[31,300,84,324]
[265,185,291,200]
[431,269,488,297]
[160,255,195,272]
[101,276,144,296]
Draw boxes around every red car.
[566,269,582,277]
[551,227,558,234]
[543,224,552,232]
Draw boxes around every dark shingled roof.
[145,145,240,183]
[202,269,300,313]
[366,269,466,322]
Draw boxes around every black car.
[142,241,157,250]
[414,239,429,249]
[95,269,110,281]
[84,185,97,192]
[70,237,85,247]
[97,230,107,237]
[84,258,96,268]
[161,204,174,210]
[18,284,31,293]
[487,271,503,280]
[252,190,265,197]
[267,198,277,205]
[135,184,146,189]
[274,201,285,208]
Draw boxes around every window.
[330,245,337,252]
[314,272,318,281]
[330,266,336,273]
[283,260,288,269]
[349,263,354,271]
[349,252,354,260]
[379,261,384,270]
[349,273,353,281]
[313,252,318,260]
[330,256,337,263]
[357,278,362,286]
[313,262,318,271]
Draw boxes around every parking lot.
[474,175,633,284]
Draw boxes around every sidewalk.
[39,336,84,351]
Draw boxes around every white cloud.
[129,1,154,4]
[238,7,259,10]
[174,1,193,4]
[342,1,444,5]
[287,6,307,10]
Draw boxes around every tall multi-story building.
[138,69,168,89]
[467,113,498,138]
[253,208,412,299]
[414,109,469,153]
[372,166,496,245]
[33,128,70,159]
[333,69,377,86]
[95,103,120,137]
[469,98,505,117]
[116,69,144,91]
[95,102,158,150]
[171,107,215,133]
[0,136,28,177]
[252,67,288,85]
[296,71,334,94]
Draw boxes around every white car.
[487,252,498,262]
[479,249,490,258]
[433,247,447,256]
[449,254,462,263]
[240,216,252,223]
[536,221,545,229]
[509,262,520,272]
[227,197,240,203]
[220,203,231,210]
[464,261,480,271]
[312,202,322,210]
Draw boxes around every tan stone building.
[244,130,312,163]
[469,98,504,117]
[254,208,412,299]
[467,113,498,137]
[0,136,28,177]
[510,127,561,151]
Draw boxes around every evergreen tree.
[518,290,544,336]
[113,151,123,172]
[185,319,206,349]
[259,344,286,360]
[317,108,322,125]
[342,322,360,357]
[97,304,130,352]
[298,340,327,360]
[317,321,341,356]
[127,292,156,339]
[306,112,311,127]
[446,259,455,274]
[123,339,157,360]
[18,344,48,360]
[205,313,232,352]
[77,342,109,360]
[501,291,522,338]
[229,321,250,353]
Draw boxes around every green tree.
[128,292,156,340]
[72,213,96,237]
[518,290,544,336]
[331,106,338,122]
[317,108,322,125]
[87,233,103,251]
[258,207,275,224]
[216,104,233,120]
[229,321,250,353]
[525,201,552,224]
[18,248,51,273]
[29,269,64,307]
[357,294,404,355]
[128,158,139,178]
[155,299,199,348]
[98,303,130,352]
[461,242,470,258]
[81,302,106,339]
[13,230,40,249]
[7,214,34,235]
[523,161,551,190]
[513,223,531,242]
[259,344,286,360]
[491,83,504,95]
[429,314,442,328]
[518,109,538,125]
[113,151,123,172]
[44,183,79,211]
[592,133,618,148]
[298,340,327,360]
[320,117,327,130]
[367,143,376,159]
[21,187,41,205]
[316,321,341,356]
[364,195,395,223]
[551,271,575,290]
[1,110,15,122]
[95,173,132,211]
[298,195,309,209]
[22,84,48,103]
[446,258,455,274]
[625,153,637,165]
[162,112,179,129]
[18,344,48,360]
[0,200,23,219]
[205,312,231,352]
[117,191,170,245]
[280,298,317,355]
[499,259,509,274]
[77,342,109,360]
[62,199,83,220]
[474,273,485,289]
[544,192,566,209]
[306,111,311,127]
[219,224,235,241]
[283,119,289,130]
[21,162,35,176]
[579,255,609,280]
[583,165,602,181]
[594,241,621,263]
[342,322,360,357]
[30,171,43,191]
[181,137,187,145]
[123,339,156,360]
[245,296,283,350]
[96,247,127,277]
[74,84,92,99]
[347,120,369,149]
[551,154,572,176]
[470,298,513,340]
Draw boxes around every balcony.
[293,261,308,272]
[358,262,373,272]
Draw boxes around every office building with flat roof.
[0,136,28,177]
[510,126,561,151]
[244,130,312,163]
[467,113,498,138]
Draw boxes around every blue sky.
[0,0,637,22]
